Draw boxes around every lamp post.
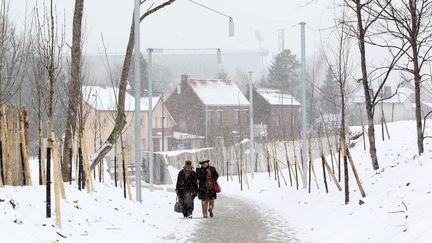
[147,48,154,192]
[299,22,308,189]
[161,92,165,151]
[187,0,235,37]
[134,0,142,202]
[248,71,254,179]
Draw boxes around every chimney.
[178,74,189,94]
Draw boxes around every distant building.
[247,88,301,140]
[351,86,415,124]
[81,85,176,162]
[165,75,250,147]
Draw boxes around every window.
[216,110,223,127]
[243,109,249,124]
[206,110,213,127]
[275,115,281,127]
[234,109,240,124]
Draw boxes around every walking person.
[197,158,219,218]
[175,160,198,218]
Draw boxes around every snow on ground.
[1,120,430,243]
[220,120,432,243]
[0,161,192,243]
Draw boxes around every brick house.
[165,75,250,147]
[248,88,301,140]
[82,85,176,162]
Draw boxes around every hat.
[198,158,210,164]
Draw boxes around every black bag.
[174,196,183,213]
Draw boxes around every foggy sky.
[10,0,334,60]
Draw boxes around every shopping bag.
[213,180,221,193]
[174,196,183,213]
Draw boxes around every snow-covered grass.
[0,161,191,243]
[1,120,430,242]
[220,120,432,243]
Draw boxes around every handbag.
[174,196,183,213]
[213,180,221,193]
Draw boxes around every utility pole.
[161,92,165,151]
[134,0,142,202]
[300,22,308,189]
[148,48,154,192]
[248,71,255,179]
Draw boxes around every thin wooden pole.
[121,144,132,200]
[346,148,366,198]
[114,143,118,187]
[68,148,72,185]
[20,111,32,186]
[321,154,329,193]
[322,155,342,191]
[46,147,51,218]
[344,148,349,205]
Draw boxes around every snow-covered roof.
[352,87,413,104]
[82,85,159,112]
[256,88,301,106]
[188,79,249,106]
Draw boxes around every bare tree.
[321,8,353,151]
[0,1,32,105]
[90,0,177,170]
[375,0,432,154]
[34,0,65,143]
[62,0,84,181]
[343,0,407,170]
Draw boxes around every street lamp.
[187,0,235,37]
[134,0,142,201]
[147,48,154,192]
[248,71,255,179]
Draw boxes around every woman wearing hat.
[175,160,198,218]
[196,158,219,218]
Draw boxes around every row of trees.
[0,0,178,182]
[262,0,432,171]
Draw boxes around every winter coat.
[175,169,198,197]
[196,166,219,200]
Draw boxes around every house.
[350,86,415,125]
[81,85,176,163]
[248,88,301,140]
[165,75,250,147]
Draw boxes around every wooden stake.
[46,147,51,218]
[121,145,132,200]
[322,154,342,191]
[39,120,46,185]
[48,122,62,228]
[20,111,32,186]
[80,133,94,193]
[346,148,366,198]
[114,143,118,187]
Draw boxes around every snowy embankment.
[220,120,432,243]
[0,162,188,242]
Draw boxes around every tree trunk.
[90,0,177,170]
[62,0,84,181]
[409,0,424,154]
[355,0,379,170]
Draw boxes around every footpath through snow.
[219,120,432,243]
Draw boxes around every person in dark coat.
[196,158,219,218]
[175,160,198,218]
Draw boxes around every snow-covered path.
[185,195,299,243]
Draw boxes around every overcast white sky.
[10,0,334,59]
